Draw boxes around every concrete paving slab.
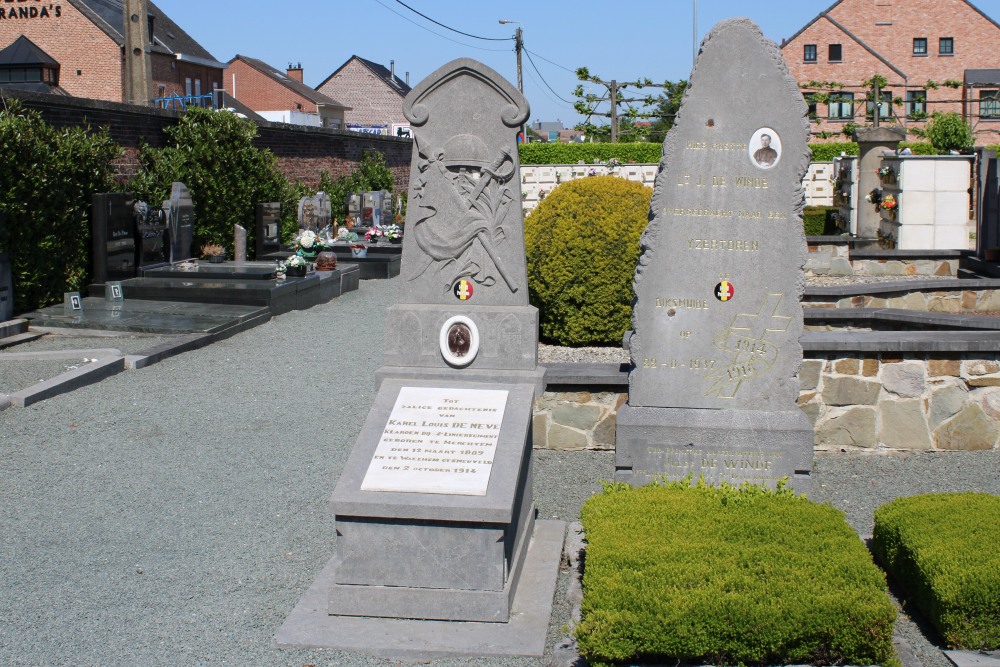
[945,651,1000,667]
[274,519,566,660]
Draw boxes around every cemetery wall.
[533,354,1000,452]
[1,89,411,191]
[519,163,834,212]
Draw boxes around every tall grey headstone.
[616,19,814,492]
[164,182,194,264]
[297,192,331,232]
[277,59,561,658]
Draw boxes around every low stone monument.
[234,224,247,263]
[163,182,194,264]
[276,58,560,659]
[616,19,814,492]
[134,201,169,270]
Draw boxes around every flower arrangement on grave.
[866,188,882,210]
[880,193,897,211]
[383,224,403,241]
[344,214,356,229]
[200,243,225,262]
[588,167,598,177]
[362,207,374,223]
[606,157,622,172]
[277,254,308,277]
[292,229,324,257]
[877,165,894,179]
[337,228,359,242]
[364,226,384,243]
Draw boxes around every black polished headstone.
[165,182,194,263]
[256,203,282,258]
[135,201,169,270]
[91,193,137,284]
[0,210,11,320]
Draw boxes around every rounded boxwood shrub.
[525,176,651,346]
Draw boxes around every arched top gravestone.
[629,18,811,412]
[400,58,530,307]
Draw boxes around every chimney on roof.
[405,71,409,86]
[390,60,395,79]
[287,62,303,83]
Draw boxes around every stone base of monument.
[615,405,814,493]
[276,378,564,658]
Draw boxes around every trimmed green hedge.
[808,142,858,161]
[0,101,121,313]
[518,142,661,165]
[804,205,839,236]
[525,176,650,346]
[577,480,897,667]
[872,493,1000,650]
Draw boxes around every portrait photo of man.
[749,128,782,170]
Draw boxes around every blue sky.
[153,0,1000,128]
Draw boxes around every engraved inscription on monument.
[360,387,508,496]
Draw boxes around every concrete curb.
[126,334,212,370]
[10,356,125,407]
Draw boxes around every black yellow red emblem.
[715,281,735,302]
[453,279,474,300]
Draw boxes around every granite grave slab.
[616,19,814,491]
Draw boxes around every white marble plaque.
[360,387,509,496]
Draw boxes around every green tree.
[572,67,684,143]
[318,149,396,219]
[924,111,974,154]
[129,107,297,256]
[0,101,120,312]
[647,81,688,141]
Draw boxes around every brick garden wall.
[2,88,411,190]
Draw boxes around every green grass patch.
[871,492,1000,650]
[577,480,897,667]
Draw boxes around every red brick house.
[0,0,224,105]
[781,0,1000,145]
[315,56,411,136]
[223,56,349,129]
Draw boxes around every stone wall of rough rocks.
[533,355,1000,452]
[805,243,959,277]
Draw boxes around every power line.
[369,0,512,52]
[391,0,513,41]
[523,48,575,74]
[523,48,574,105]
[522,67,576,112]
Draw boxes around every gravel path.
[1,276,997,666]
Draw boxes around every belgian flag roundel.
[453,279,474,300]
[715,281,735,302]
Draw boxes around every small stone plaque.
[360,386,508,496]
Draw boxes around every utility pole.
[872,77,881,129]
[500,19,525,141]
[610,80,618,143]
[123,0,153,106]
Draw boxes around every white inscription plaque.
[360,387,509,496]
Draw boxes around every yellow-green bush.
[872,492,1000,650]
[577,480,898,667]
[525,176,650,346]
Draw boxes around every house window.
[913,38,928,55]
[981,90,1000,120]
[829,91,854,120]
[906,90,927,118]
[804,44,817,62]
[806,97,818,119]
[867,91,893,120]
[828,44,842,62]
[184,78,192,97]
[939,37,954,55]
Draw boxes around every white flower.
[297,230,317,248]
